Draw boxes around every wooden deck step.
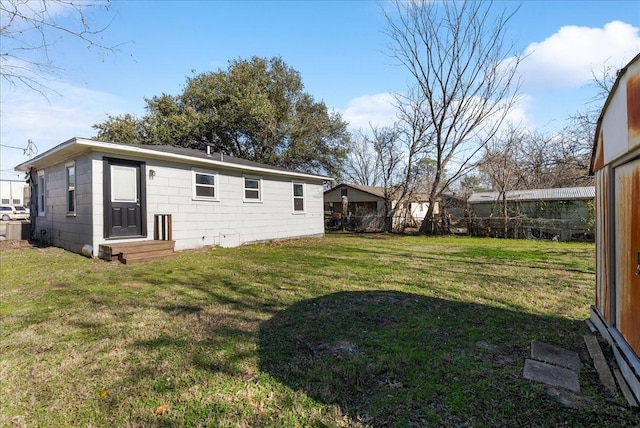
[122,248,176,264]
[99,240,175,263]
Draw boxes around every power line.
[0,144,25,150]
[0,139,38,157]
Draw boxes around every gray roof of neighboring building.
[328,184,386,198]
[325,183,432,201]
[468,187,595,203]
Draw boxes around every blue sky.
[1,0,639,180]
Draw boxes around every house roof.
[468,186,595,203]
[14,138,333,181]
[324,183,432,201]
[325,183,386,198]
[324,183,386,198]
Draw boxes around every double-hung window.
[292,182,304,213]
[66,163,76,215]
[244,177,261,202]
[193,170,218,200]
[37,170,46,216]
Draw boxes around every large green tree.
[93,56,349,176]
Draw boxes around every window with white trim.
[66,163,76,215]
[37,170,46,216]
[292,182,304,212]
[193,170,218,200]
[243,177,261,201]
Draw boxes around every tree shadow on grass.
[259,290,638,427]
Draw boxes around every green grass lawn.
[0,234,637,427]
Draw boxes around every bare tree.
[456,173,490,197]
[344,111,434,231]
[393,87,433,192]
[383,0,522,234]
[343,129,381,186]
[0,0,117,95]
[478,125,523,235]
[370,125,403,232]
[514,130,557,189]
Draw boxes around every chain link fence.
[325,214,594,242]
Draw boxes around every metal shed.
[589,53,640,405]
[467,187,595,241]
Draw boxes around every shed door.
[104,158,146,238]
[614,157,640,354]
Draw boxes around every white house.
[323,183,437,231]
[15,138,331,258]
[0,179,29,206]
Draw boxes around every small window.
[37,170,45,216]
[12,199,20,205]
[1,199,8,204]
[293,182,304,212]
[193,170,218,200]
[244,177,261,201]
[66,163,76,215]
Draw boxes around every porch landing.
[98,240,176,264]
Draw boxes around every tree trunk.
[341,196,348,231]
[502,192,508,238]
[419,196,437,234]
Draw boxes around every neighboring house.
[467,187,595,241]
[323,183,437,231]
[440,193,467,219]
[589,53,640,405]
[15,138,330,256]
[0,179,29,207]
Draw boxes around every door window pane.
[111,165,137,202]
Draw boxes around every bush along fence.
[325,214,594,242]
[465,216,594,242]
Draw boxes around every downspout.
[27,168,37,240]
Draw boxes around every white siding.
[141,160,324,250]
[34,156,93,254]
[83,153,325,251]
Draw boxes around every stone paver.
[523,359,581,392]
[531,340,581,370]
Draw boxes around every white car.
[0,205,30,221]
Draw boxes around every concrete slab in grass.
[531,341,581,370]
[523,359,581,392]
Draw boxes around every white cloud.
[340,93,398,131]
[519,20,640,88]
[0,82,128,179]
[503,94,534,129]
